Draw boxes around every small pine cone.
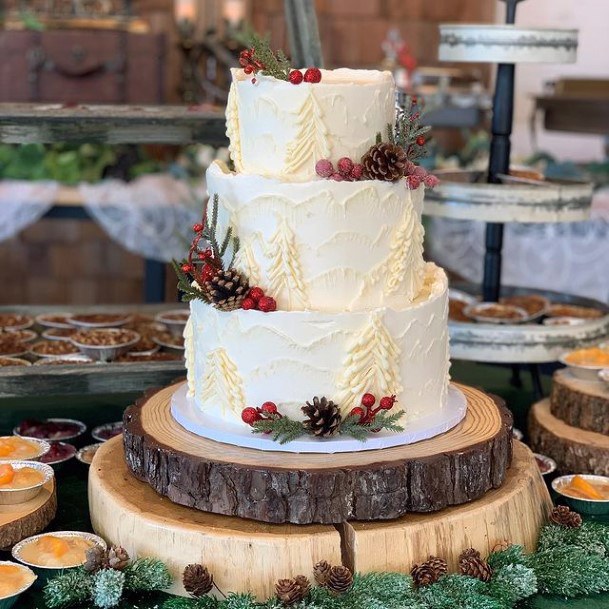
[550,505,582,529]
[327,565,353,594]
[426,555,448,578]
[83,545,108,573]
[183,564,214,597]
[204,268,250,311]
[313,560,332,586]
[410,562,439,587]
[458,549,493,583]
[294,575,311,598]
[107,546,130,571]
[302,397,342,438]
[275,577,307,605]
[361,142,408,182]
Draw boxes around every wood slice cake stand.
[122,381,513,524]
[0,478,56,549]
[529,398,609,475]
[550,369,609,434]
[90,438,550,598]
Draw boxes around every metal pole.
[284,0,324,68]
[482,0,523,302]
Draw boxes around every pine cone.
[410,562,438,587]
[550,505,582,529]
[204,268,250,311]
[327,565,353,594]
[361,142,408,182]
[302,397,342,438]
[458,548,493,582]
[84,545,108,573]
[275,577,309,605]
[313,560,332,586]
[426,555,448,578]
[107,546,130,571]
[183,564,214,597]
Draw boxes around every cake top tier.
[227,67,396,181]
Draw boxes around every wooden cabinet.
[0,30,165,103]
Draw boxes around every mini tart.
[35,313,73,329]
[76,443,103,465]
[42,327,77,341]
[153,331,185,350]
[448,299,472,322]
[0,464,46,490]
[12,532,105,570]
[563,347,609,368]
[116,351,183,362]
[0,436,50,461]
[500,294,549,317]
[548,304,605,319]
[0,335,28,357]
[0,356,31,367]
[29,340,80,358]
[68,313,132,328]
[0,562,36,600]
[0,314,33,331]
[71,328,139,347]
[16,418,86,442]
[0,329,37,343]
[40,442,77,466]
[464,302,528,324]
[156,310,189,323]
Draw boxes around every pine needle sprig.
[172,259,210,303]
[201,194,240,268]
[252,415,306,444]
[249,33,291,81]
[339,410,405,441]
[44,568,92,608]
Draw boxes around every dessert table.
[0,361,607,609]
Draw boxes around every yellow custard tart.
[0,563,36,598]
[15,533,102,569]
[0,436,49,461]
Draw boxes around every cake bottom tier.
[185,263,450,428]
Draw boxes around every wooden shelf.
[0,103,228,145]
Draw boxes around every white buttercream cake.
[182,66,452,440]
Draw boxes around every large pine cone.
[313,560,332,586]
[361,142,408,182]
[302,397,342,438]
[275,576,309,605]
[327,565,353,594]
[183,563,214,597]
[426,555,448,577]
[107,546,130,571]
[204,268,250,311]
[458,548,493,582]
[550,505,582,529]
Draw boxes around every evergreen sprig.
[250,34,291,81]
[172,259,211,303]
[249,410,405,444]
[390,96,432,162]
[202,194,240,268]
[44,568,92,608]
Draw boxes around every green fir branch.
[249,34,291,81]
[340,410,405,441]
[252,416,306,444]
[172,259,210,303]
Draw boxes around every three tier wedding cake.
[176,43,457,447]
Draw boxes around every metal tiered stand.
[429,0,609,391]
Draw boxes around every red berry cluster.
[315,157,364,182]
[350,393,397,426]
[241,401,279,426]
[241,286,277,313]
[288,67,322,85]
[181,222,222,285]
[239,48,265,75]
[404,162,439,190]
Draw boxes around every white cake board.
[170,382,467,454]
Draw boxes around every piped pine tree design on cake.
[233,235,261,287]
[184,317,195,397]
[385,206,425,298]
[267,220,309,309]
[335,312,403,411]
[226,82,244,172]
[199,347,246,417]
[284,90,330,174]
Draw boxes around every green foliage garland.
[158,520,609,609]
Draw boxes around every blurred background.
[0,0,607,305]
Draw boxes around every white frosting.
[186,264,450,425]
[207,161,426,312]
[227,68,396,181]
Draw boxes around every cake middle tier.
[185,263,450,427]
[207,161,426,312]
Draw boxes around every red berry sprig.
[239,48,265,75]
[350,393,397,428]
[289,69,303,85]
[315,158,365,182]
[303,67,322,83]
[241,286,277,313]
[241,402,282,432]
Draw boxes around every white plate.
[171,383,467,454]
